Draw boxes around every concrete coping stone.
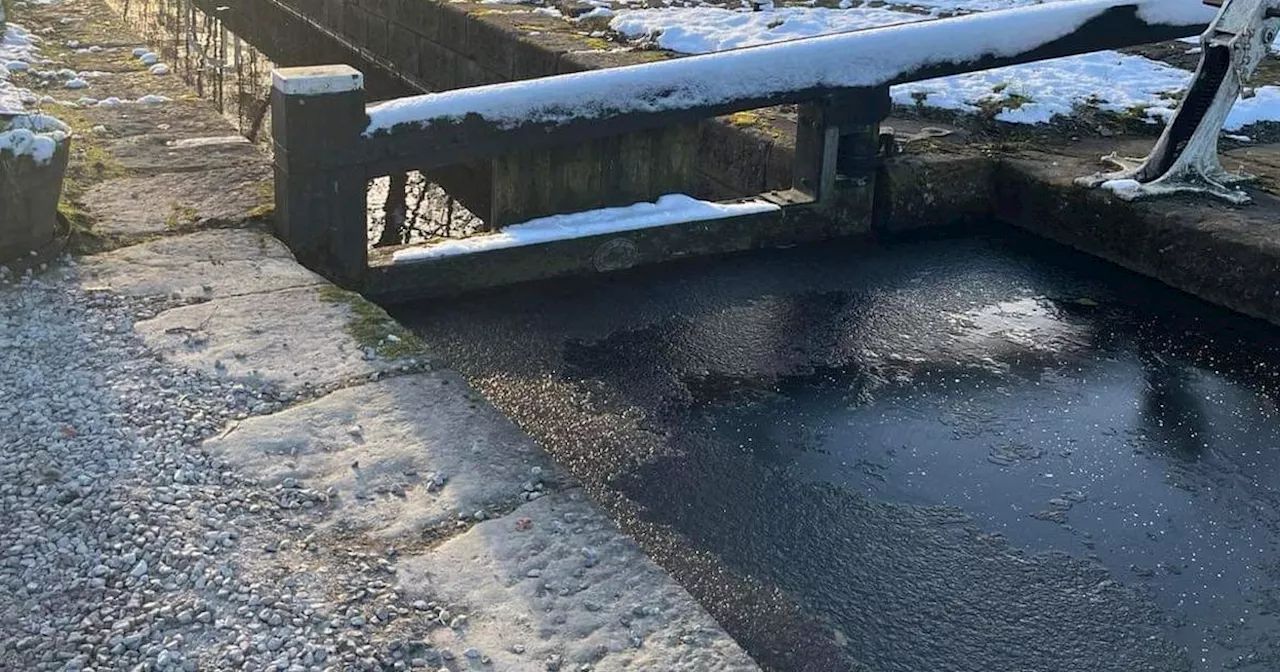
[272,65,365,96]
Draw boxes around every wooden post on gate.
[792,85,891,226]
[270,64,369,286]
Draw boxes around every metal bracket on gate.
[1076,0,1280,204]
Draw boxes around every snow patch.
[0,113,70,163]
[1100,178,1143,197]
[575,6,614,21]
[603,0,1280,128]
[609,6,926,53]
[89,94,170,106]
[390,194,780,263]
[891,50,1192,125]
[899,0,1040,12]
[896,0,1214,25]
[2,22,44,114]
[0,128,62,163]
[366,0,1209,134]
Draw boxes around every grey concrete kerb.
[132,281,411,394]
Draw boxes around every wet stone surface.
[399,226,1280,672]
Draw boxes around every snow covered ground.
[602,0,1280,130]
[2,14,175,163]
[1,22,44,114]
[1,22,71,163]
[367,0,1212,133]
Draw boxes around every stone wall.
[280,0,610,90]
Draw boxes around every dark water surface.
[395,226,1280,672]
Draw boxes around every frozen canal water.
[397,226,1280,672]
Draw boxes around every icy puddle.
[400,227,1280,672]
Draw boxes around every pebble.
[0,266,446,670]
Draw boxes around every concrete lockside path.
[0,1,760,670]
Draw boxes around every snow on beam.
[390,195,782,263]
[364,0,1214,137]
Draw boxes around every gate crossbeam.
[268,0,1223,295]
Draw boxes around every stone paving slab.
[64,66,202,104]
[75,99,258,141]
[78,229,324,299]
[104,132,265,174]
[2,0,766,669]
[205,371,564,540]
[83,165,272,236]
[134,285,412,392]
[395,490,760,671]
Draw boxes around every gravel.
[0,261,464,671]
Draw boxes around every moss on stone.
[247,181,275,219]
[34,104,130,253]
[317,285,428,360]
[164,203,200,228]
[630,50,670,62]
[578,36,611,51]
[976,92,1033,118]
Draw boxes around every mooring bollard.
[1,114,72,262]
[270,64,369,287]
